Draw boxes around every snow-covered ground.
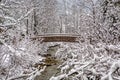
[50,42,120,80]
[1,40,120,80]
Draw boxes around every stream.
[34,44,61,80]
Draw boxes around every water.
[34,44,61,80]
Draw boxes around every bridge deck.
[31,33,80,42]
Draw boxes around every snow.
[50,42,120,79]
[0,0,120,79]
[1,54,10,67]
[50,74,67,80]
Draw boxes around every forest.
[0,0,120,80]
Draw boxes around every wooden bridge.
[31,33,81,42]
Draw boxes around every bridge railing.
[31,33,81,42]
